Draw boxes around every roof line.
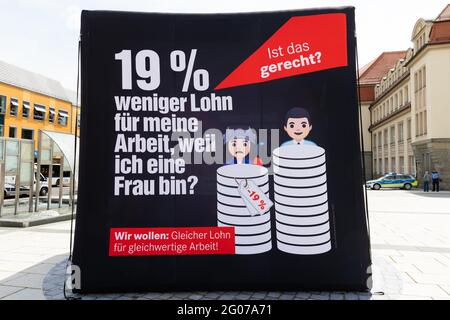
[359,51,406,79]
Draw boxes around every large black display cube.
[73,7,371,293]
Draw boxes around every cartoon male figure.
[282,107,317,146]
[225,127,263,165]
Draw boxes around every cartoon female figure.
[224,127,263,165]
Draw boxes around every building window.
[399,91,403,106]
[391,157,396,172]
[21,128,34,140]
[22,101,30,118]
[384,157,388,173]
[77,113,81,128]
[423,110,427,134]
[414,66,427,137]
[9,127,17,138]
[10,98,18,116]
[415,114,419,137]
[398,122,404,142]
[48,107,55,123]
[422,66,426,107]
[58,109,69,126]
[409,156,415,175]
[33,104,46,121]
[407,119,412,140]
[0,125,3,137]
[390,126,395,144]
[399,156,405,173]
[384,129,388,146]
[0,95,6,114]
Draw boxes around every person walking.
[423,171,430,192]
[431,170,440,192]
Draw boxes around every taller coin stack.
[272,145,332,255]
[216,165,272,255]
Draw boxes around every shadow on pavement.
[0,253,374,300]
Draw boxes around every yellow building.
[0,60,79,152]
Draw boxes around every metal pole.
[0,161,4,217]
[0,139,5,217]
[58,156,64,208]
[69,170,73,207]
[35,131,42,213]
[14,140,21,216]
[28,141,34,213]
[47,141,53,210]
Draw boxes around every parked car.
[366,173,418,190]
[3,172,49,198]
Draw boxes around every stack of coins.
[272,145,332,255]
[216,165,272,255]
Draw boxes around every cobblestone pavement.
[1,190,449,300]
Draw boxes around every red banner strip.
[109,227,235,256]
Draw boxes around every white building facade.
[367,6,450,189]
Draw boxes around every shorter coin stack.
[216,165,272,255]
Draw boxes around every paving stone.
[218,294,235,300]
[3,273,45,289]
[0,285,23,299]
[173,292,191,298]
[294,292,311,299]
[344,293,359,300]
[279,294,295,300]
[158,293,174,299]
[310,293,330,300]
[2,288,45,300]
[204,292,221,299]
[115,295,134,300]
[266,292,282,299]
[251,292,268,299]
[330,293,345,300]
[399,283,449,298]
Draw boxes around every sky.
[0,0,448,91]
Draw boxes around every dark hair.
[284,107,311,125]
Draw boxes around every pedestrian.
[423,171,430,192]
[431,170,440,192]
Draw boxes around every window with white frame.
[22,101,30,118]
[33,104,46,121]
[58,109,69,126]
[49,107,55,123]
[10,98,18,116]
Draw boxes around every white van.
[40,164,71,187]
